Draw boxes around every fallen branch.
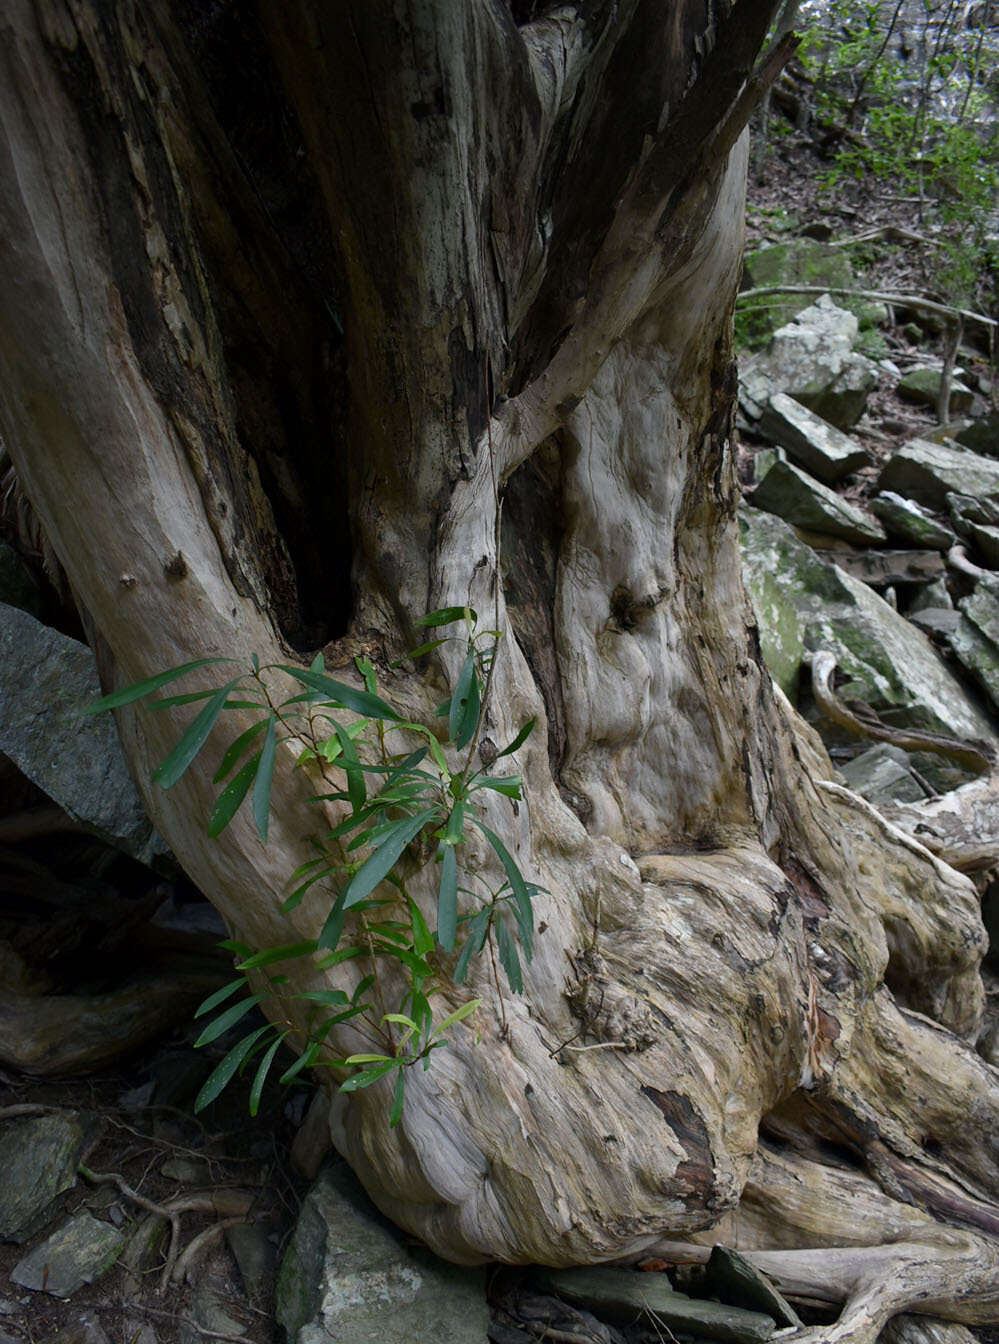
[810,650,993,775]
[172,1215,265,1285]
[79,1163,181,1294]
[737,285,997,332]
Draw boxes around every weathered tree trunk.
[2,1,999,1333]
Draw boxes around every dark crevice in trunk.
[501,439,568,777]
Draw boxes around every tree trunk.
[2,1,999,1332]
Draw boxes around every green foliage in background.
[87,609,541,1127]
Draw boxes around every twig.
[172,1215,261,1284]
[737,284,997,331]
[78,1163,181,1294]
[129,1304,252,1344]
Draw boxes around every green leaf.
[352,973,376,1005]
[310,652,325,673]
[443,801,465,844]
[194,995,262,1047]
[438,844,458,952]
[407,897,434,959]
[253,714,278,842]
[249,1033,287,1117]
[389,1068,406,1128]
[295,988,350,1006]
[279,1041,321,1085]
[276,666,402,721]
[496,917,523,994]
[471,775,522,799]
[474,821,533,956]
[415,606,477,628]
[355,654,377,694]
[339,1061,398,1091]
[453,908,491,985]
[344,1052,392,1065]
[218,938,252,956]
[83,658,233,715]
[494,718,536,759]
[207,751,261,837]
[152,678,242,790]
[334,722,367,813]
[449,652,476,745]
[431,998,482,1038]
[235,941,317,970]
[213,720,268,783]
[390,637,449,667]
[340,809,437,910]
[194,1025,272,1112]
[194,978,246,1020]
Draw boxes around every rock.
[37,1309,112,1344]
[11,1212,125,1297]
[544,1268,775,1342]
[947,615,999,714]
[960,575,999,648]
[0,603,163,866]
[838,744,927,806]
[871,493,957,551]
[159,1157,212,1185]
[751,459,885,544]
[182,1284,247,1344]
[0,543,44,618]
[758,393,870,483]
[910,579,953,613]
[878,440,999,510]
[820,549,944,590]
[704,1245,803,1330]
[225,1223,276,1309]
[956,413,999,457]
[964,523,999,568]
[277,1161,489,1344]
[738,241,854,349]
[739,507,997,745]
[739,296,879,430]
[897,367,975,415]
[948,493,999,528]
[908,608,961,638]
[0,1112,87,1244]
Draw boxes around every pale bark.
[1,0,998,1332]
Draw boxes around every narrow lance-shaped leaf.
[236,940,317,970]
[453,907,491,984]
[333,722,367,813]
[275,666,401,721]
[194,1025,272,1112]
[431,998,482,1039]
[253,714,278,842]
[437,844,458,952]
[214,720,268,783]
[249,1033,288,1117]
[83,658,233,715]
[207,751,261,838]
[449,652,477,746]
[340,809,438,910]
[494,717,536,760]
[473,820,534,957]
[389,1068,406,1128]
[194,995,262,1047]
[152,678,243,790]
[415,606,477,628]
[194,978,246,1020]
[496,917,523,995]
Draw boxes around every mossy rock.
[737,241,854,351]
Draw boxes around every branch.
[737,285,998,332]
[497,1,791,475]
[810,650,993,775]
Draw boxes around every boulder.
[11,1212,125,1297]
[739,296,879,430]
[0,602,163,865]
[870,493,957,551]
[737,240,854,349]
[963,523,999,568]
[839,744,927,806]
[820,549,944,590]
[276,1161,489,1344]
[956,413,999,457]
[908,608,961,638]
[948,616,999,715]
[0,1112,87,1244]
[909,579,953,613]
[878,440,999,510]
[739,507,997,745]
[758,393,870,483]
[751,459,885,544]
[948,493,999,528]
[960,574,999,648]
[897,367,975,415]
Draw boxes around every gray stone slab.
[948,616,999,714]
[739,506,997,745]
[908,608,961,637]
[871,492,957,551]
[878,440,999,510]
[751,458,885,544]
[0,1113,86,1244]
[544,1267,775,1342]
[758,393,869,483]
[11,1212,125,1297]
[965,522,999,568]
[948,492,999,528]
[820,549,944,589]
[960,575,999,648]
[277,1162,488,1344]
[839,744,926,806]
[705,1245,803,1331]
[956,413,999,457]
[897,367,975,414]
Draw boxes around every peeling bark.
[1,0,998,1332]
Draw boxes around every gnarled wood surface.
[1,1,998,1333]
